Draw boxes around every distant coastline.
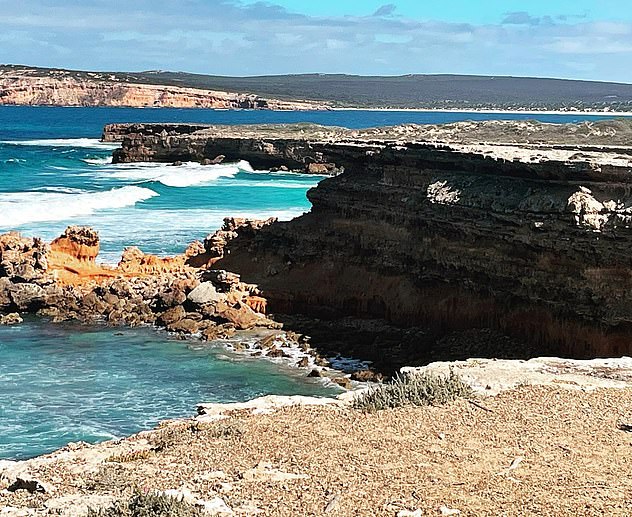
[3,65,632,114]
[331,107,632,116]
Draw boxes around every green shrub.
[353,370,472,412]
[87,491,202,517]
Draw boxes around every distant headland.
[1,64,632,112]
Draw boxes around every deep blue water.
[0,106,628,460]
[0,105,626,141]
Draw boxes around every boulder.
[167,318,201,334]
[203,270,241,290]
[159,287,187,308]
[157,305,186,326]
[119,246,145,265]
[187,282,224,305]
[0,232,49,280]
[200,155,225,165]
[217,302,266,330]
[266,347,289,358]
[10,283,45,310]
[333,377,353,389]
[350,370,384,383]
[305,162,335,174]
[0,313,23,325]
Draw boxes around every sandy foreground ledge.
[1,358,632,516]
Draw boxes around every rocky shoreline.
[0,222,375,388]
[99,119,632,373]
[0,358,631,516]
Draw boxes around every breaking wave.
[0,186,158,227]
[82,156,113,165]
[99,160,250,187]
[1,138,119,150]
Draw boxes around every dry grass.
[3,386,632,516]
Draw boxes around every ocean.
[0,106,627,460]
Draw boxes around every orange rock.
[50,226,99,262]
[246,296,267,314]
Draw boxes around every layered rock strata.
[105,120,632,370]
[0,73,329,110]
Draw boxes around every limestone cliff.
[0,69,329,110]
[106,121,632,369]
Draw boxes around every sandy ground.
[2,385,632,516]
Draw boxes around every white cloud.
[0,1,630,82]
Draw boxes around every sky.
[0,0,631,82]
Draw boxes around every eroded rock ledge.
[104,120,632,371]
[0,222,345,375]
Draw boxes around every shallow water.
[0,320,337,460]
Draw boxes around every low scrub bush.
[87,491,202,517]
[353,370,472,412]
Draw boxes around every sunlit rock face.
[0,75,328,110]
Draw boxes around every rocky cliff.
[105,120,632,371]
[0,68,329,110]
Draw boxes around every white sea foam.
[220,180,321,189]
[1,138,119,150]
[0,186,158,227]
[99,160,247,187]
[82,156,113,165]
[32,186,88,194]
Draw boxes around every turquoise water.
[0,106,628,460]
[0,110,326,262]
[0,320,335,460]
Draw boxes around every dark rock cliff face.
[215,145,632,362]
[106,122,632,370]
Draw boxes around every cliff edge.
[104,120,632,371]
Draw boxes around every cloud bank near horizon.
[0,0,630,83]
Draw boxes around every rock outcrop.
[105,120,632,370]
[0,226,279,335]
[50,226,99,262]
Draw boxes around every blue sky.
[261,1,628,24]
[0,1,631,82]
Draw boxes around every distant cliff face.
[0,72,329,110]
